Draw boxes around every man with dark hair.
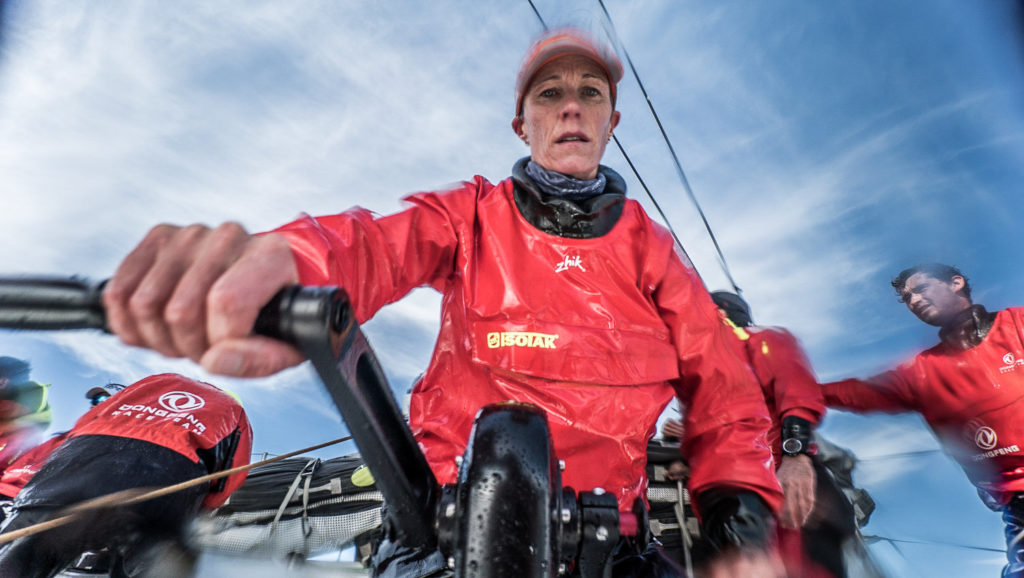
[891,262,972,301]
[824,263,1024,577]
[710,292,855,578]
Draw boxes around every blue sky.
[1,1,1022,575]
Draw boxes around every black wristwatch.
[781,416,812,457]
[781,437,804,456]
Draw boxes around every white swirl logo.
[975,426,998,451]
[158,391,206,412]
[1004,353,1015,366]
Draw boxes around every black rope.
[594,0,743,296]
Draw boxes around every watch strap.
[781,416,813,456]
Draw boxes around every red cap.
[515,27,624,117]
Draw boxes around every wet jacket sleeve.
[266,182,479,322]
[756,328,825,425]
[823,368,917,413]
[654,254,783,515]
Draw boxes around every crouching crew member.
[0,373,252,578]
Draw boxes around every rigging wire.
[855,449,943,462]
[609,137,690,258]
[526,0,548,27]
[856,446,1006,557]
[594,0,743,295]
[863,534,1006,554]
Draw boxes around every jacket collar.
[939,304,997,350]
[510,157,626,239]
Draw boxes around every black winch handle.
[253,284,439,548]
[0,276,108,330]
[0,276,439,549]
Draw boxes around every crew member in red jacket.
[0,430,68,503]
[101,27,783,576]
[0,373,252,578]
[823,263,1024,578]
[0,385,128,500]
[710,291,854,578]
[0,358,52,481]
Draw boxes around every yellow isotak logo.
[486,332,558,349]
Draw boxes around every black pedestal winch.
[0,277,634,577]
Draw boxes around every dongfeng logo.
[1000,352,1024,374]
[158,391,206,412]
[975,426,998,451]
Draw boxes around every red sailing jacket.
[0,381,52,474]
[7,374,253,509]
[270,175,782,513]
[0,428,46,478]
[0,432,68,499]
[727,326,825,464]
[824,307,1024,504]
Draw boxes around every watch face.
[782,438,803,455]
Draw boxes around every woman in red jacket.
[101,27,783,577]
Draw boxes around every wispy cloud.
[1,2,1021,570]
[44,332,340,420]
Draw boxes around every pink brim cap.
[515,27,624,116]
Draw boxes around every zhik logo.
[555,255,586,273]
[158,391,206,413]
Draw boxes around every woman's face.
[514,55,620,180]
